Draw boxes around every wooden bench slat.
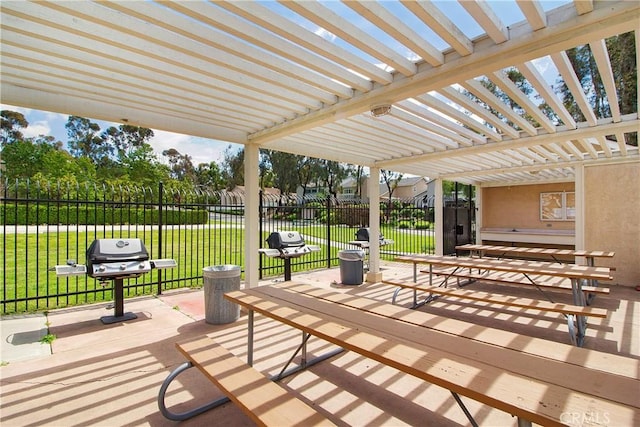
[250,286,636,405]
[177,338,335,427]
[456,244,615,259]
[274,282,637,382]
[422,269,610,295]
[226,287,639,425]
[396,254,613,281]
[382,279,607,317]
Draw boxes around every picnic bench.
[394,255,613,346]
[456,244,615,303]
[382,278,607,346]
[158,337,336,425]
[222,282,638,426]
[395,254,612,304]
[456,243,615,266]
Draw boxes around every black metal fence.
[1,179,434,314]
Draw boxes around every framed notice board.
[540,192,575,221]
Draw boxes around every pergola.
[1,1,638,286]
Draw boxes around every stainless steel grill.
[260,231,320,281]
[87,238,151,279]
[54,238,176,324]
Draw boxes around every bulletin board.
[541,192,575,221]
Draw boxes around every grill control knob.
[139,263,145,269]
[120,264,127,270]
[98,265,106,272]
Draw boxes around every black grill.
[53,238,176,324]
[260,231,320,280]
[86,238,151,279]
[266,231,314,258]
[350,228,394,249]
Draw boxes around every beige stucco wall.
[482,183,575,230]
[584,161,640,286]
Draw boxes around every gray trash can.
[338,249,365,285]
[203,265,241,324]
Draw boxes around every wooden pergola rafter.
[0,0,637,186]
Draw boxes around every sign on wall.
[540,192,575,221]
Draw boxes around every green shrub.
[415,220,432,230]
[398,220,412,229]
[399,208,413,219]
[0,204,208,225]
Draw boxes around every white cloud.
[150,130,236,166]
[22,120,51,138]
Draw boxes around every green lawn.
[1,227,245,313]
[1,223,432,314]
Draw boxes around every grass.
[40,334,56,344]
[2,222,432,314]
[1,226,245,314]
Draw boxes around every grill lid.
[86,239,151,279]
[87,238,149,262]
[355,228,384,241]
[267,231,305,249]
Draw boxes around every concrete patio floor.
[1,263,638,426]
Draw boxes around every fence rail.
[1,179,435,314]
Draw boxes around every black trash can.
[338,249,365,285]
[202,265,241,324]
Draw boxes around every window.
[540,192,575,221]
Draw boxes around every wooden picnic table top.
[456,244,615,258]
[395,254,613,281]
[224,282,638,426]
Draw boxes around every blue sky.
[0,103,237,166]
[1,0,569,167]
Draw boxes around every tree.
[297,157,323,199]
[195,161,225,191]
[318,159,351,201]
[1,110,28,145]
[262,150,299,201]
[162,148,196,183]
[0,135,92,181]
[353,165,366,200]
[258,152,275,189]
[66,116,112,164]
[102,124,155,161]
[221,145,244,190]
[470,67,558,130]
[558,32,637,145]
[381,169,403,222]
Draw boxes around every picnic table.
[394,254,613,345]
[456,243,615,266]
[395,254,612,305]
[218,282,638,426]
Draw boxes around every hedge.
[1,204,208,225]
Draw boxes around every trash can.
[203,265,241,324]
[338,249,365,285]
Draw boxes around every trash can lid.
[203,265,241,278]
[338,249,365,260]
[204,265,240,272]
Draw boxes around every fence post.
[326,195,331,268]
[157,181,164,295]
[258,190,263,280]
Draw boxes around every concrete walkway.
[1,264,638,426]
[1,314,51,363]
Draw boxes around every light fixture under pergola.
[371,104,392,117]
